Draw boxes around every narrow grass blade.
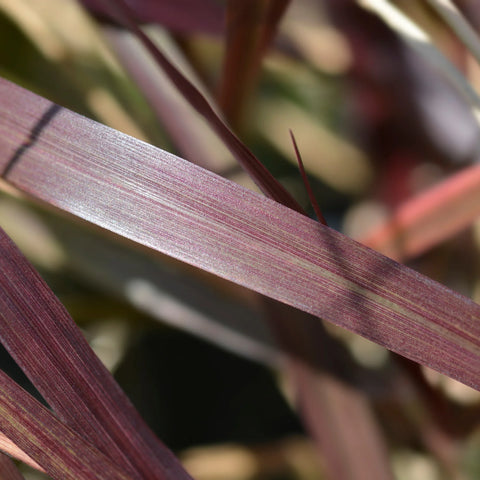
[0,225,193,480]
[289,130,326,224]
[0,369,132,480]
[218,0,290,128]
[0,78,480,391]
[99,0,304,213]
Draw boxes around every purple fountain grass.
[1,2,480,479]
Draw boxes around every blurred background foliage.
[1,0,480,479]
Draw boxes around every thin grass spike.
[289,130,327,225]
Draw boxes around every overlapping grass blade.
[0,366,133,480]
[0,222,193,480]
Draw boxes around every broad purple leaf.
[0,210,194,478]
[80,0,224,34]
[0,78,480,393]
[0,368,132,480]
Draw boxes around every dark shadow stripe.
[3,103,62,178]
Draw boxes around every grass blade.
[218,0,290,128]
[0,368,132,480]
[0,224,193,480]
[0,77,480,392]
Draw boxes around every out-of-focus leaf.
[0,453,26,480]
[0,218,193,480]
[0,366,132,480]
[80,0,225,34]
[218,0,290,128]
[102,26,237,175]
[359,0,480,117]
[453,0,480,31]
[1,78,479,392]
[324,0,480,212]
[425,0,480,66]
[361,164,480,261]
[266,302,394,480]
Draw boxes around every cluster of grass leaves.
[1,1,480,480]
